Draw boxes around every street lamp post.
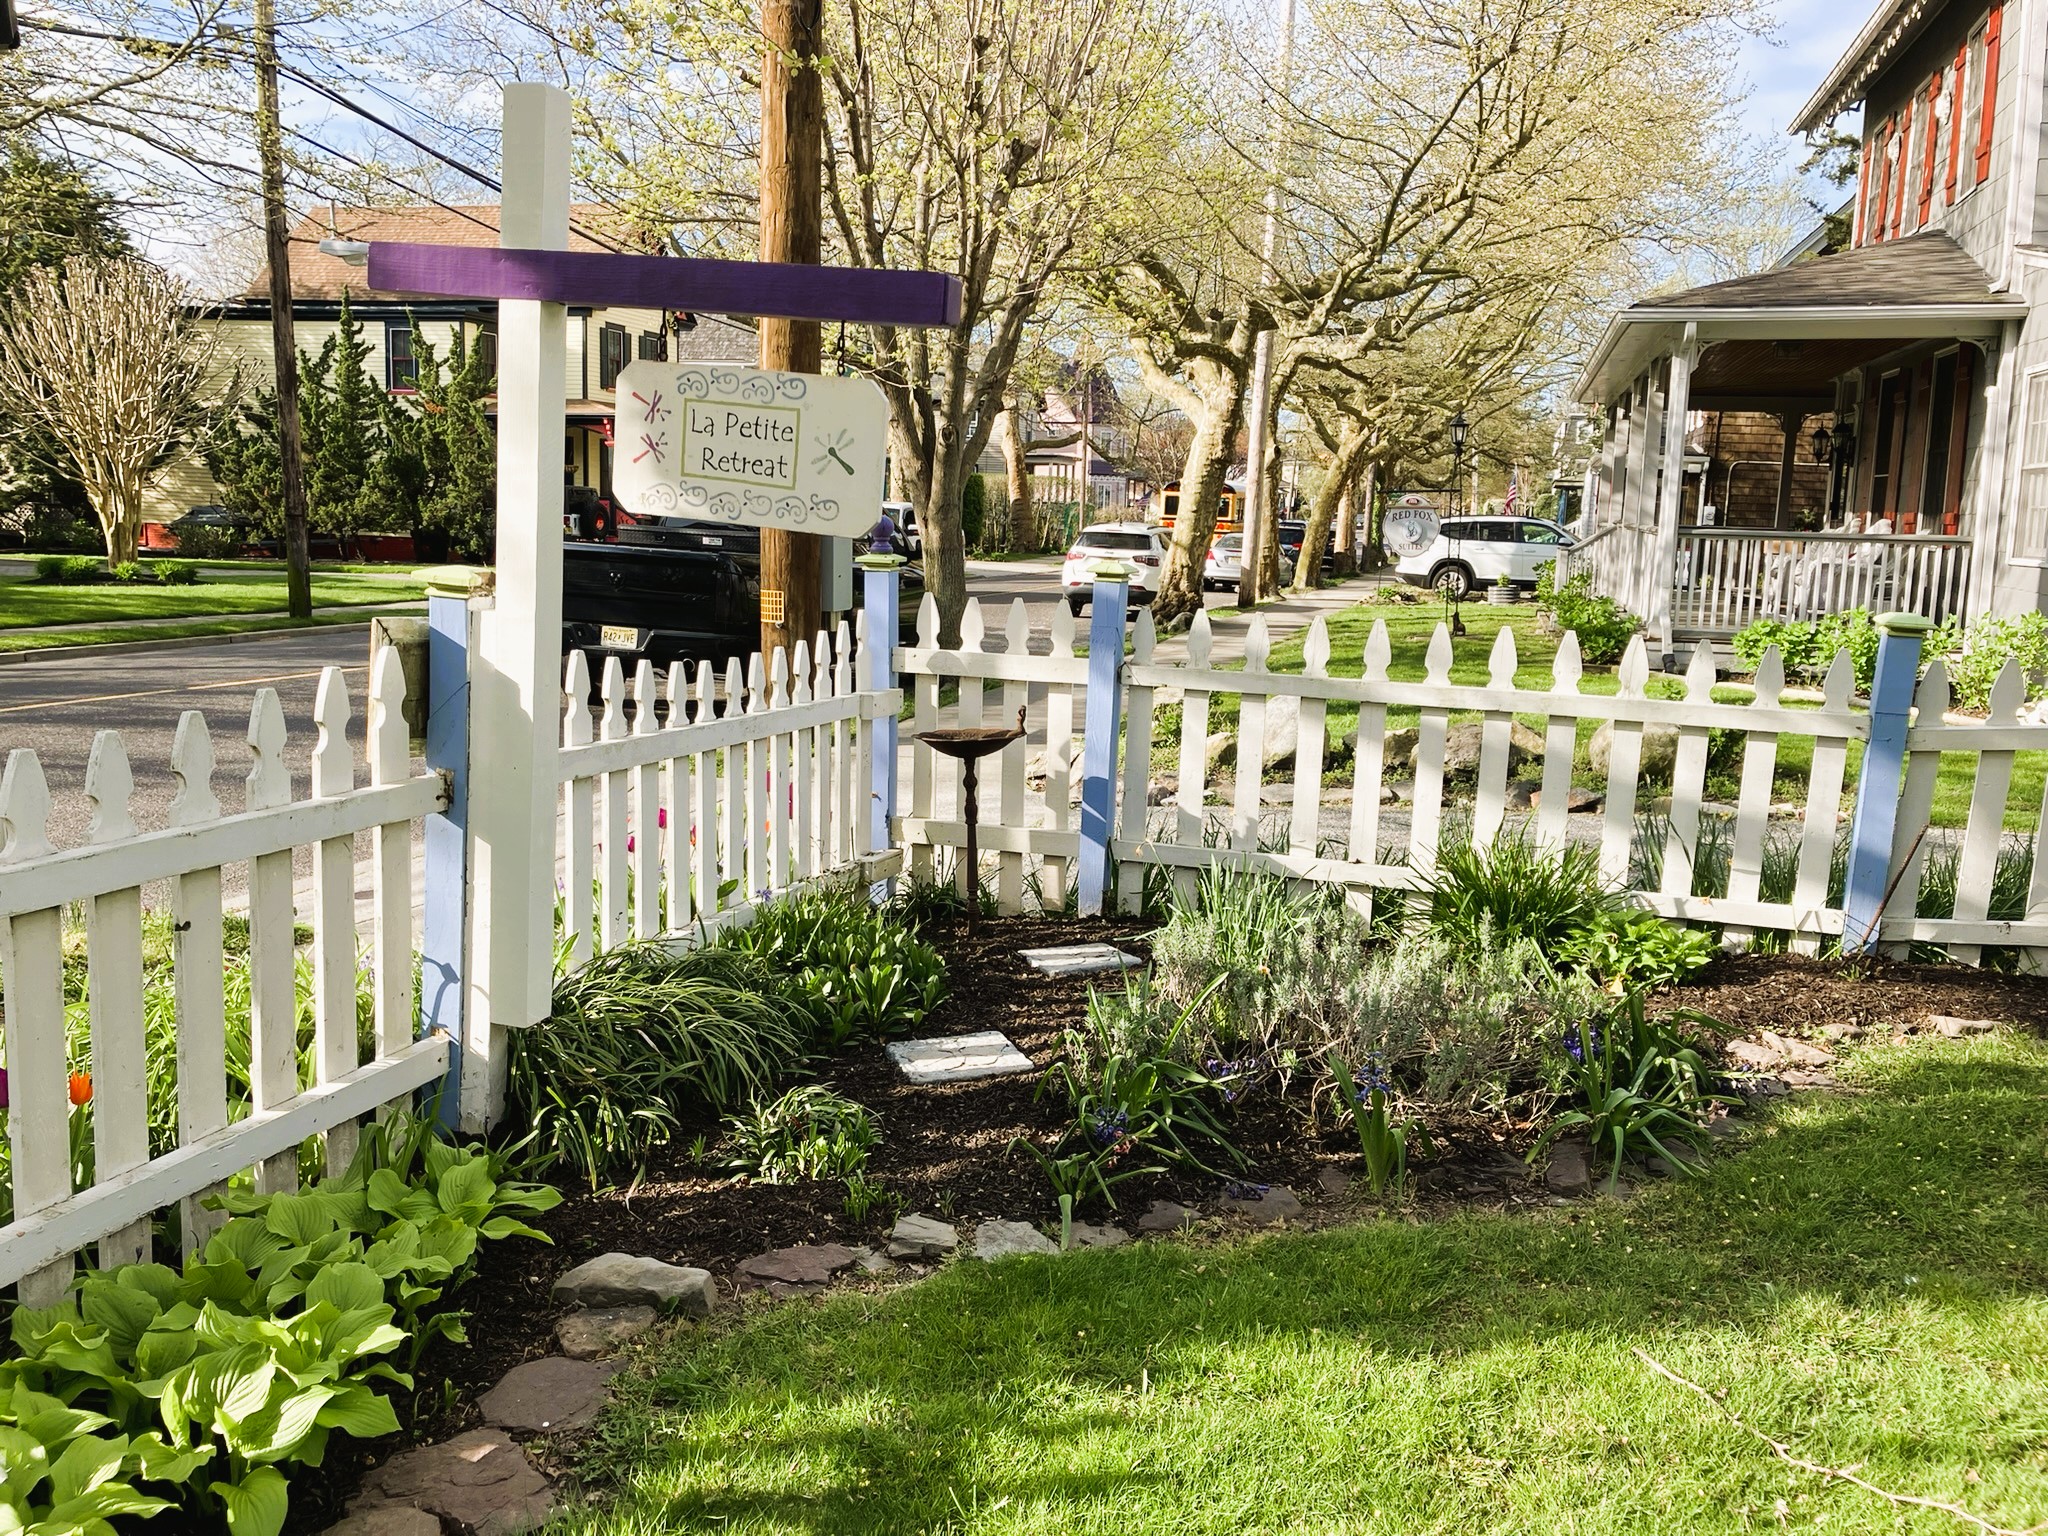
[1445,409,1471,637]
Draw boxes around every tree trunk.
[102,482,139,566]
[1291,422,1368,593]
[919,449,971,647]
[1256,416,1283,593]
[254,0,311,619]
[757,0,826,665]
[1330,468,1356,578]
[1152,366,1246,628]
[1001,403,1034,550]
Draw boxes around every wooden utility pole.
[757,0,825,662]
[252,0,311,618]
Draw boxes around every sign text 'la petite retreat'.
[690,405,799,485]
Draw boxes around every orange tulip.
[67,1073,91,1107]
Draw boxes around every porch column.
[1772,409,1805,528]
[1648,325,1698,664]
[1966,319,2022,618]
[1597,397,1629,528]
[1631,368,1664,620]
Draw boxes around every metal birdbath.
[916,706,1027,936]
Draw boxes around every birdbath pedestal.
[915,707,1027,936]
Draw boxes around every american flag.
[1503,469,1519,515]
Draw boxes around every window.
[1518,521,1565,545]
[1077,530,1154,553]
[386,324,416,390]
[1921,352,1960,531]
[1869,373,1906,516]
[1961,23,1988,193]
[476,324,498,380]
[2012,368,2048,561]
[598,322,630,390]
[637,329,666,362]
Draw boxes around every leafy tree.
[960,473,988,552]
[384,323,496,562]
[203,385,284,533]
[299,292,389,535]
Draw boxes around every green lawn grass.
[559,1033,2048,1535]
[1180,601,2042,832]
[0,609,418,654]
[0,570,425,629]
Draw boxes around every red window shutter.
[1977,3,2002,183]
[1919,74,1943,221]
[1856,136,1875,244]
[1870,121,1893,242]
[1890,97,1914,237]
[1946,40,1967,201]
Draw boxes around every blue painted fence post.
[859,553,905,901]
[1076,562,1132,916]
[419,572,475,1130]
[1842,611,1930,955]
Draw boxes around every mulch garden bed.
[278,917,2048,1533]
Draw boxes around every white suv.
[1394,515,1573,599]
[1061,522,1165,614]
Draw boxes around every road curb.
[0,621,379,669]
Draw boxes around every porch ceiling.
[1689,337,1908,404]
[1572,233,2025,406]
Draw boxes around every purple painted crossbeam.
[365,242,962,329]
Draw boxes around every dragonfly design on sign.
[632,388,671,424]
[813,428,857,477]
[633,433,667,465]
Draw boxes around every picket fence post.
[1076,563,1131,915]
[859,554,904,898]
[420,577,475,1130]
[1842,613,1929,953]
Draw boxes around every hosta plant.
[0,1379,209,1534]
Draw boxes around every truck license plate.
[600,625,638,651]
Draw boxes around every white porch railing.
[0,654,449,1304]
[1674,529,1971,635]
[555,623,899,964]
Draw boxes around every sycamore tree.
[0,256,230,566]
[1091,0,1763,627]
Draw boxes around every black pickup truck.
[562,517,922,674]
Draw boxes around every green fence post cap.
[1084,558,1134,582]
[415,565,489,598]
[854,552,908,570]
[1875,612,1934,636]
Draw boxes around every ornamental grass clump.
[509,943,811,1186]
[721,1085,879,1184]
[1426,830,1618,951]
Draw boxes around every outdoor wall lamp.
[1810,424,1832,463]
[317,239,370,267]
[1449,410,1470,457]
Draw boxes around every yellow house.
[152,203,758,529]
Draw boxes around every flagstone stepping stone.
[1064,1222,1129,1250]
[886,1031,1034,1084]
[851,1245,897,1273]
[1018,942,1143,977]
[1929,1013,1999,1038]
[555,1305,657,1361]
[1542,1141,1590,1193]
[1219,1184,1303,1224]
[320,1507,442,1536]
[973,1219,1058,1260]
[735,1243,859,1294]
[479,1356,623,1435]
[553,1253,717,1316]
[1137,1199,1197,1233]
[886,1213,959,1259]
[1315,1165,1351,1197]
[350,1429,559,1536]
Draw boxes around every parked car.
[1202,533,1296,592]
[1061,522,1164,614]
[1394,515,1573,599]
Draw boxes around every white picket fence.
[556,621,897,963]
[0,652,448,1304]
[897,596,2048,966]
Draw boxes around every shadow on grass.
[555,1036,2048,1534]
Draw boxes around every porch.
[1571,232,2026,653]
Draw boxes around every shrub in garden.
[1533,565,1639,663]
[721,1085,878,1183]
[1427,831,1617,950]
[1730,609,1877,689]
[1929,610,2048,712]
[0,1114,556,1536]
[510,943,812,1185]
[1532,992,1727,1189]
[150,558,198,585]
[720,886,947,1047]
[33,553,99,583]
[1558,907,1715,992]
[109,560,146,583]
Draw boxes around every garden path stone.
[886,1030,1034,1083]
[553,1253,718,1316]
[1219,1185,1303,1224]
[554,1306,657,1360]
[852,1245,897,1273]
[1020,943,1143,978]
[478,1356,623,1435]
[973,1219,1058,1259]
[1727,1032,1833,1070]
[319,1508,442,1536]
[887,1213,959,1259]
[736,1243,859,1292]
[1929,1013,2000,1038]
[1542,1141,1590,1192]
[1315,1166,1351,1197]
[1137,1200,1197,1233]
[1065,1222,1129,1249]
[350,1429,559,1536]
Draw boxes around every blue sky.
[1742,0,1870,175]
